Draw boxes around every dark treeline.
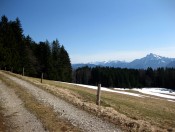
[74,66,175,90]
[0,16,72,82]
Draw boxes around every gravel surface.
[5,73,121,132]
[0,80,46,132]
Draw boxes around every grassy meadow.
[6,71,175,131]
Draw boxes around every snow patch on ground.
[168,100,175,103]
[75,84,145,97]
[59,82,144,98]
[58,81,175,102]
[132,88,175,100]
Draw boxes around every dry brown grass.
[0,102,6,132]
[5,71,175,132]
[0,72,81,132]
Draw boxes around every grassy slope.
[42,79,175,129]
[5,71,175,131]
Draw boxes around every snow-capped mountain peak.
[146,53,162,60]
[72,53,175,69]
[90,60,126,65]
[128,53,175,69]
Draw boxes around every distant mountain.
[72,53,175,69]
[128,53,175,69]
[72,63,97,69]
[166,61,175,68]
[92,60,128,68]
[72,61,128,69]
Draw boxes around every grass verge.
[5,71,175,132]
[38,79,175,130]
[0,72,81,132]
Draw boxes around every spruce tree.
[59,46,72,82]
[51,39,61,80]
[22,36,38,76]
[0,16,73,82]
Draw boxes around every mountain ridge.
[72,53,175,69]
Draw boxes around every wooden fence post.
[96,84,101,106]
[22,67,24,76]
[41,73,43,83]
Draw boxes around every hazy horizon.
[72,52,175,64]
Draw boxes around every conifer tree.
[0,16,73,82]
[51,39,61,80]
[59,45,72,82]
[22,35,38,76]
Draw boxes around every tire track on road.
[0,80,46,132]
[0,71,80,132]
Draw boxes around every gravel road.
[3,72,120,132]
[0,80,46,132]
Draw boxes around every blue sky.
[1,0,175,63]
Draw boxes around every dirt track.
[0,71,120,132]
[0,80,46,132]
